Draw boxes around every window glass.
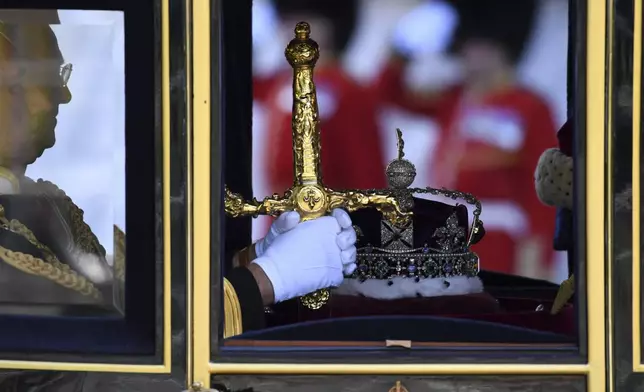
[610,0,638,389]
[0,9,125,316]
[220,0,578,346]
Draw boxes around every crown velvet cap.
[351,198,472,248]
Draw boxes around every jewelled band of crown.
[350,210,481,281]
[223,22,412,310]
[351,248,480,282]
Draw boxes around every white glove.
[252,209,357,303]
[254,211,301,258]
[331,209,358,276]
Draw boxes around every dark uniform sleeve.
[226,267,266,331]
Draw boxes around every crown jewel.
[345,130,484,284]
[386,129,416,191]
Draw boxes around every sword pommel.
[285,22,319,69]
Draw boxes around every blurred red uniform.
[255,67,387,196]
[376,61,557,277]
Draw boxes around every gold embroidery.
[34,179,106,257]
[223,278,243,338]
[0,203,102,299]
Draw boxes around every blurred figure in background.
[255,0,387,196]
[376,0,558,277]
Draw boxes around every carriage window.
[0,9,125,317]
[221,0,578,346]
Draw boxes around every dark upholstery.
[234,315,573,343]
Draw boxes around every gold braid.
[223,278,243,337]
[0,204,102,299]
[35,180,106,257]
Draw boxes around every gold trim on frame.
[632,0,643,373]
[194,0,609,389]
[0,1,173,373]
[185,0,195,385]
[586,0,609,388]
[208,363,590,375]
[161,0,173,369]
[190,0,212,387]
[605,0,616,389]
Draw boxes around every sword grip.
[286,22,324,188]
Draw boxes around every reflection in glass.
[0,9,125,316]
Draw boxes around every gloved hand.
[254,211,301,258]
[252,209,357,303]
[332,209,358,276]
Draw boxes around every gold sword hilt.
[225,23,411,311]
[285,22,332,309]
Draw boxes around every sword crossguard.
[327,189,411,228]
[224,186,295,218]
[224,22,410,310]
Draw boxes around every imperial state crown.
[339,129,486,300]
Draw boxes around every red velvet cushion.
[319,293,501,318]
